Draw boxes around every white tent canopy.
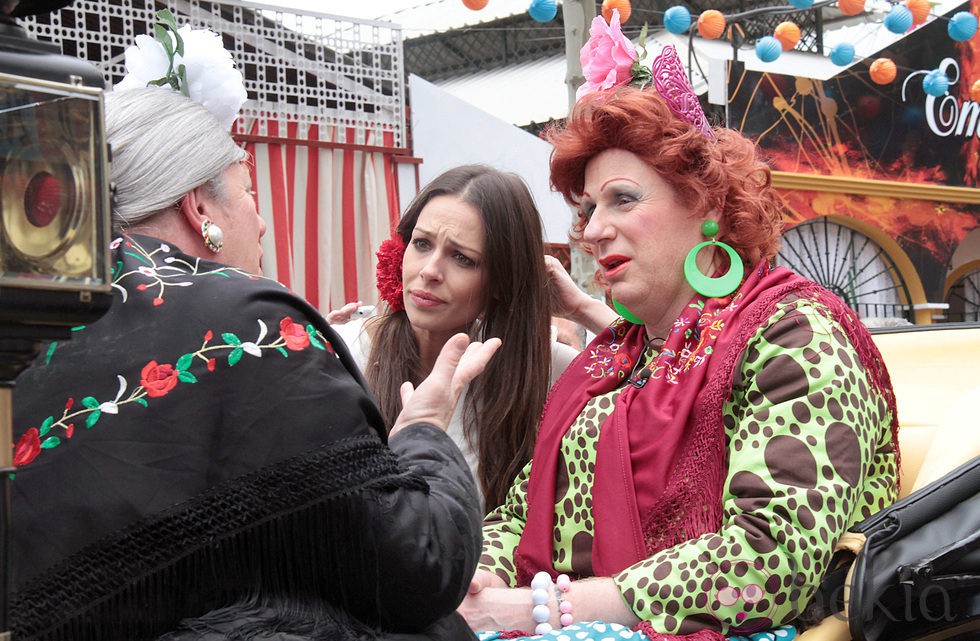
[432,0,969,126]
[436,30,708,127]
[410,74,574,244]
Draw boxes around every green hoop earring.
[684,221,745,298]
[613,299,643,324]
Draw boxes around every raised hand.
[391,333,502,435]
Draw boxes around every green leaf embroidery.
[178,370,198,384]
[45,342,57,365]
[222,333,242,346]
[307,326,325,350]
[228,348,243,366]
[86,410,101,428]
[39,417,54,437]
[276,347,289,357]
[176,353,193,371]
[82,396,99,409]
[41,437,61,449]
[124,251,152,265]
[135,398,148,407]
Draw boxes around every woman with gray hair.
[104,87,262,274]
[10,55,495,641]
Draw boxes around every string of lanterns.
[460,0,980,99]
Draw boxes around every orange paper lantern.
[774,21,801,50]
[602,0,632,24]
[971,79,980,102]
[904,0,930,25]
[462,0,488,9]
[698,10,727,40]
[838,0,866,16]
[869,58,897,84]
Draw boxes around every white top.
[333,318,579,510]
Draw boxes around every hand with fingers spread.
[391,333,502,436]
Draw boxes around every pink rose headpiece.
[577,9,715,140]
[375,233,406,312]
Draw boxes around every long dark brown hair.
[366,165,552,510]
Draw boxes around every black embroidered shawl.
[10,235,480,641]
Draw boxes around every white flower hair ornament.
[114,9,247,131]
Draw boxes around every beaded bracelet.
[530,571,553,635]
[555,573,573,627]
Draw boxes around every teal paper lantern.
[664,6,692,34]
[755,36,782,62]
[948,11,978,42]
[829,42,855,66]
[528,0,557,22]
[788,0,814,8]
[923,69,949,96]
[884,5,913,34]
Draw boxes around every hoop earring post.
[684,220,744,298]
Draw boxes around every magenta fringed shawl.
[512,263,898,637]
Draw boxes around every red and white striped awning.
[238,120,404,313]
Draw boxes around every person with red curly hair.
[460,16,898,641]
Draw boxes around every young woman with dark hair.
[335,165,577,510]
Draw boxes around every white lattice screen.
[20,0,407,149]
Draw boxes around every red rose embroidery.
[13,428,41,467]
[279,317,310,351]
[141,361,179,398]
[207,358,216,372]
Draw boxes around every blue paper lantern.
[755,36,782,62]
[788,0,814,8]
[829,42,855,66]
[528,0,557,22]
[884,5,913,34]
[664,6,692,34]
[948,11,978,42]
[923,69,949,96]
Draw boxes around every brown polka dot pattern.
[553,391,609,575]
[479,298,897,635]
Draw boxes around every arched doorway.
[945,261,980,322]
[776,216,914,325]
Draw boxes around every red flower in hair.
[376,233,406,312]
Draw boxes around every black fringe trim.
[12,436,429,641]
[157,595,382,640]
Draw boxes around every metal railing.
[19,0,407,148]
